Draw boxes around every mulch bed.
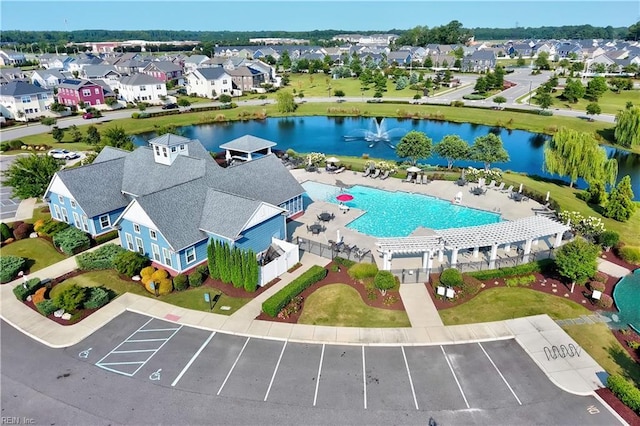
[601,249,639,272]
[255,261,405,324]
[595,387,640,426]
[612,327,640,365]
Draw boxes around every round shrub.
[145,277,172,295]
[13,222,33,240]
[114,251,150,277]
[173,274,189,291]
[33,219,46,232]
[189,270,204,287]
[598,230,619,249]
[36,299,59,316]
[617,246,640,265]
[440,268,463,287]
[347,262,379,280]
[588,281,606,292]
[592,271,608,283]
[140,266,156,281]
[53,284,87,312]
[151,268,169,282]
[0,222,12,241]
[0,255,27,283]
[76,243,125,271]
[83,287,110,309]
[196,264,209,277]
[373,271,396,294]
[597,293,613,309]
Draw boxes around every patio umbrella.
[326,156,340,164]
[336,193,354,202]
[406,166,421,173]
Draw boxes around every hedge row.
[607,374,640,414]
[262,265,327,317]
[94,230,119,245]
[53,226,90,255]
[12,277,43,301]
[0,256,27,283]
[76,244,126,270]
[467,259,554,280]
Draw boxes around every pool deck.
[289,168,555,270]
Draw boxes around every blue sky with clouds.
[2,1,638,31]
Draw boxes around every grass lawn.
[0,238,66,272]
[49,270,150,299]
[160,287,251,315]
[176,94,208,104]
[298,284,411,328]
[563,323,640,387]
[439,287,592,325]
[549,89,639,116]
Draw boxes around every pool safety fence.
[296,236,376,264]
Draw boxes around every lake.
[132,116,640,200]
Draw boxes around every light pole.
[528,81,532,106]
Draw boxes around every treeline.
[471,24,632,41]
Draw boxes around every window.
[21,96,31,103]
[149,229,157,240]
[140,85,146,91]
[72,212,81,229]
[58,194,64,204]
[95,88,99,94]
[223,79,228,84]
[61,207,69,222]
[162,248,172,267]
[95,99,100,105]
[99,214,110,229]
[125,233,134,250]
[82,89,91,97]
[155,146,160,155]
[171,146,176,153]
[81,215,89,232]
[70,199,76,208]
[53,205,61,220]
[156,85,162,90]
[133,223,140,233]
[135,237,144,255]
[151,243,161,261]
[162,147,167,157]
[185,246,196,264]
[179,144,185,151]
[39,94,48,100]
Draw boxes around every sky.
[2,1,638,32]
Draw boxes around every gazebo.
[219,135,277,164]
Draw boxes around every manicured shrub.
[113,250,150,277]
[607,374,640,414]
[33,219,46,232]
[94,230,118,245]
[597,230,619,249]
[262,265,327,317]
[140,266,156,280]
[12,277,42,301]
[592,271,608,283]
[333,256,356,268]
[151,268,169,282]
[53,226,90,255]
[53,284,86,312]
[83,287,110,309]
[173,274,189,291]
[36,299,59,316]
[38,219,69,237]
[196,264,209,277]
[440,268,463,287]
[468,259,554,280]
[617,246,640,265]
[0,255,27,283]
[13,222,33,240]
[145,277,173,295]
[504,274,536,287]
[188,270,204,287]
[0,222,12,241]
[31,287,47,305]
[347,262,378,280]
[588,281,606,292]
[373,270,397,295]
[76,244,125,270]
[596,293,613,309]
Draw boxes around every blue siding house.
[45,134,305,274]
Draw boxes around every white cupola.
[148,134,191,166]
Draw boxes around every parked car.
[48,149,79,160]
[82,112,94,119]
[162,103,178,110]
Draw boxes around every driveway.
[0,154,26,221]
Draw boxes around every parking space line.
[99,361,146,366]
[362,346,367,410]
[171,331,215,387]
[217,337,250,396]
[440,345,470,409]
[126,338,170,343]
[478,342,522,405]
[313,344,325,407]
[95,318,153,365]
[129,326,183,377]
[112,349,157,354]
[137,328,181,332]
[401,346,419,410]
[264,340,287,401]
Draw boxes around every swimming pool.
[302,181,502,237]
[612,269,640,333]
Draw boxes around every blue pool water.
[302,181,501,237]
[612,269,640,332]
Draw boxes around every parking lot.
[66,312,617,422]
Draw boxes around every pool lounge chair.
[493,182,505,191]
[478,177,486,187]
[362,168,372,177]
[371,169,381,179]
[404,173,413,183]
[415,174,423,184]
[380,170,390,180]
[487,180,496,190]
[422,175,430,184]
[501,184,514,193]
[334,166,346,174]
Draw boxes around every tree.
[68,124,82,143]
[554,238,600,293]
[585,76,608,101]
[585,102,601,121]
[562,78,586,103]
[470,133,509,170]
[40,117,56,126]
[534,51,550,70]
[474,76,488,94]
[603,175,636,222]
[218,94,232,103]
[51,126,64,143]
[1,154,61,199]
[373,271,396,296]
[516,54,526,67]
[492,96,506,108]
[493,65,505,89]
[280,50,291,70]
[85,125,101,145]
[608,77,633,93]
[177,98,191,108]
[537,92,554,110]
[543,127,617,188]
[423,55,433,69]
[614,106,640,148]
[275,90,296,113]
[433,134,470,169]
[333,89,345,99]
[102,126,134,151]
[396,131,432,165]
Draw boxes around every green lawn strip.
[159,287,251,315]
[176,94,208,104]
[49,270,150,299]
[0,238,66,272]
[550,90,639,116]
[298,283,411,328]
[562,323,640,388]
[27,206,52,224]
[439,287,592,325]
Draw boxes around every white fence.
[258,238,300,287]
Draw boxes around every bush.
[607,374,640,414]
[440,268,463,287]
[468,259,553,280]
[262,265,327,317]
[617,246,640,265]
[347,262,378,280]
[36,299,59,316]
[151,268,169,282]
[0,255,26,283]
[588,281,606,292]
[9,140,23,150]
[0,222,12,241]
[504,274,536,287]
[450,100,465,107]
[53,284,86,312]
[462,94,486,100]
[597,230,619,248]
[33,219,46,232]
[94,230,119,245]
[76,244,125,270]
[592,271,608,283]
[31,287,47,305]
[333,256,356,268]
[114,251,149,277]
[145,277,173,295]
[53,226,90,255]
[538,110,554,116]
[173,274,189,291]
[140,266,156,281]
[38,219,69,237]
[12,277,43,301]
[83,287,110,309]
[188,270,204,287]
[596,293,613,309]
[196,264,209,277]
[373,271,396,294]
[13,222,33,240]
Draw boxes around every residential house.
[57,79,111,107]
[253,47,280,61]
[555,42,583,59]
[142,61,183,82]
[0,49,27,66]
[227,66,266,92]
[387,51,412,66]
[81,65,122,90]
[461,50,496,72]
[38,54,74,70]
[0,68,30,85]
[0,82,54,121]
[44,134,305,275]
[117,74,167,104]
[30,69,69,89]
[67,56,105,73]
[185,67,234,98]
[183,55,210,73]
[114,59,150,75]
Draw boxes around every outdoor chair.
[380,170,390,180]
[493,182,505,191]
[487,180,496,190]
[404,173,413,183]
[422,175,430,184]
[371,169,381,179]
[306,225,312,233]
[415,174,423,184]
[501,185,514,193]
[362,168,372,177]
[335,166,346,174]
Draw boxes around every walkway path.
[399,283,443,327]
[555,313,612,327]
[597,258,633,278]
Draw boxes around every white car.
[48,149,79,160]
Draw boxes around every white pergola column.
[489,243,499,269]
[438,250,444,262]
[524,239,533,255]
[426,250,434,270]
[473,246,479,258]
[382,251,392,270]
[451,248,459,267]
[422,251,429,269]
[225,150,232,161]
[247,152,253,161]
[553,231,564,248]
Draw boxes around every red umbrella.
[336,193,354,202]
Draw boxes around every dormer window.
[179,144,185,151]
[155,146,160,155]
[171,146,177,153]
[162,147,167,157]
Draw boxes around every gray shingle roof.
[148,134,191,147]
[93,146,129,164]
[199,189,263,240]
[118,73,164,86]
[0,81,50,97]
[219,135,276,153]
[195,67,229,80]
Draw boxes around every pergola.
[375,216,569,270]
[219,135,276,163]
